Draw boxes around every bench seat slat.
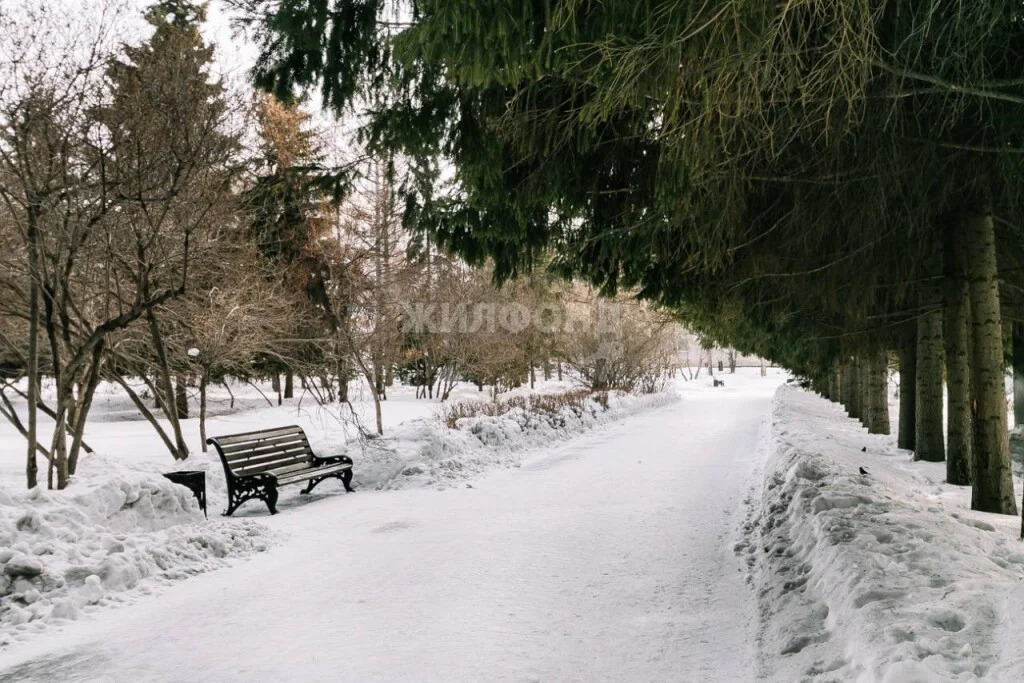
[233,459,312,478]
[213,426,306,446]
[221,443,308,461]
[276,462,352,485]
[223,444,313,466]
[236,459,352,481]
[268,464,319,480]
[235,458,318,477]
[228,446,311,466]
[220,435,310,456]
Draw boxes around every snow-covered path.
[0,386,775,683]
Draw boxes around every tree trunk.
[146,311,188,460]
[337,372,348,402]
[224,380,236,409]
[49,403,68,490]
[373,389,383,435]
[374,362,387,400]
[284,372,294,399]
[962,212,1017,514]
[865,351,890,435]
[915,307,945,462]
[897,336,917,451]
[199,371,208,453]
[944,225,972,485]
[847,359,863,420]
[24,206,42,489]
[25,272,39,489]
[840,362,855,416]
[174,373,189,419]
[67,342,105,476]
[272,373,282,406]
[859,358,873,429]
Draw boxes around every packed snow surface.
[0,371,785,681]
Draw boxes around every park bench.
[207,425,354,516]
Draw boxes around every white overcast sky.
[1,0,375,170]
[204,1,259,80]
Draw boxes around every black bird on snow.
[859,467,869,476]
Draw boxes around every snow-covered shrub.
[357,389,677,491]
[441,389,613,428]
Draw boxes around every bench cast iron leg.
[223,475,279,516]
[299,469,355,496]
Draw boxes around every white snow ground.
[747,386,1024,683]
[0,382,676,645]
[0,371,784,682]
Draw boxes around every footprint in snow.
[928,609,966,633]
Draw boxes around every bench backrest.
[207,426,315,480]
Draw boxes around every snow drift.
[743,385,1024,682]
[0,457,273,646]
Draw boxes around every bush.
[442,389,615,428]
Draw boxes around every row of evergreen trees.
[241,1,1024,515]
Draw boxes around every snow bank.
[354,389,678,490]
[742,385,1024,682]
[0,457,273,646]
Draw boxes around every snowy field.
[745,386,1024,682]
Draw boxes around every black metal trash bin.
[163,470,207,518]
